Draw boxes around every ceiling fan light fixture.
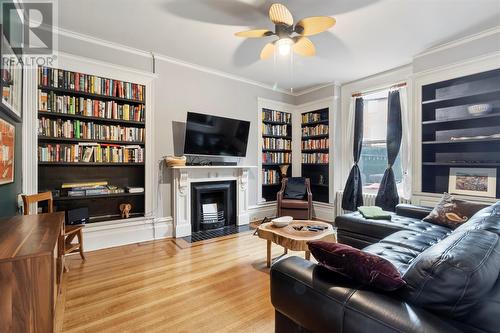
[276,38,294,56]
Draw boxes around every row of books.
[262,169,280,185]
[38,118,145,142]
[39,90,145,122]
[38,143,144,163]
[302,153,329,164]
[38,67,145,102]
[302,124,329,137]
[262,109,291,123]
[302,113,326,124]
[263,124,288,137]
[263,152,291,164]
[302,138,329,150]
[262,137,291,150]
[60,181,144,197]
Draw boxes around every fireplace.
[191,181,236,233]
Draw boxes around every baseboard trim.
[83,216,173,251]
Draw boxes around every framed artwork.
[0,117,15,185]
[448,167,497,198]
[0,26,23,122]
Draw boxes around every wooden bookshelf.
[421,68,500,198]
[37,66,146,223]
[301,108,330,203]
[261,109,292,201]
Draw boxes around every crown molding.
[292,81,339,96]
[55,27,297,96]
[414,26,500,59]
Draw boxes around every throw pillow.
[283,177,307,200]
[423,193,488,229]
[307,241,406,291]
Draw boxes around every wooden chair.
[22,192,85,270]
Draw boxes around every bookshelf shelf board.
[421,90,500,108]
[301,163,329,166]
[262,149,292,152]
[262,120,290,125]
[422,113,500,125]
[38,136,145,146]
[301,148,329,153]
[262,134,292,139]
[422,138,500,145]
[54,192,144,201]
[262,163,291,167]
[422,162,500,167]
[38,111,145,126]
[302,134,329,140]
[38,162,144,166]
[90,213,145,223]
[38,85,145,105]
[301,119,329,127]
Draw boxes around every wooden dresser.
[0,212,64,333]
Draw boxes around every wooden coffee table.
[257,220,336,267]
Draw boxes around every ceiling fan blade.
[269,3,293,26]
[295,16,336,36]
[234,29,274,38]
[293,37,316,57]
[260,42,275,60]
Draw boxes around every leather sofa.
[270,202,500,333]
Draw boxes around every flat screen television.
[183,112,250,157]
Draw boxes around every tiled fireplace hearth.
[171,166,255,237]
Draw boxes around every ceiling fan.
[235,3,336,60]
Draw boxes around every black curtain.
[375,90,402,211]
[342,98,364,211]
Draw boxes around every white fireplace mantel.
[171,165,257,237]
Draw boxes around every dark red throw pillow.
[308,241,406,291]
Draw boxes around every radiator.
[335,191,411,216]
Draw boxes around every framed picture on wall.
[0,26,23,122]
[0,117,15,185]
[448,167,497,198]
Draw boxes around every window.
[359,90,403,194]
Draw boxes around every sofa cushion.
[423,193,488,229]
[336,211,452,241]
[454,201,500,236]
[379,229,451,253]
[401,229,500,318]
[283,177,307,200]
[363,242,421,274]
[308,241,406,291]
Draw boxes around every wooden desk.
[0,212,65,333]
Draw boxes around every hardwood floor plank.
[60,233,295,332]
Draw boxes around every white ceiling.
[57,0,500,93]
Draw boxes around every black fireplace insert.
[190,181,236,233]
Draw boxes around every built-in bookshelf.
[301,108,329,203]
[261,108,292,202]
[37,66,146,222]
[421,68,500,198]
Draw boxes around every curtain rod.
[352,82,406,98]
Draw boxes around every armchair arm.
[271,257,463,333]
[277,179,286,216]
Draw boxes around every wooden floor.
[58,231,304,333]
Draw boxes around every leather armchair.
[277,177,312,220]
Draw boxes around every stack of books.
[62,181,125,197]
[38,142,144,163]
